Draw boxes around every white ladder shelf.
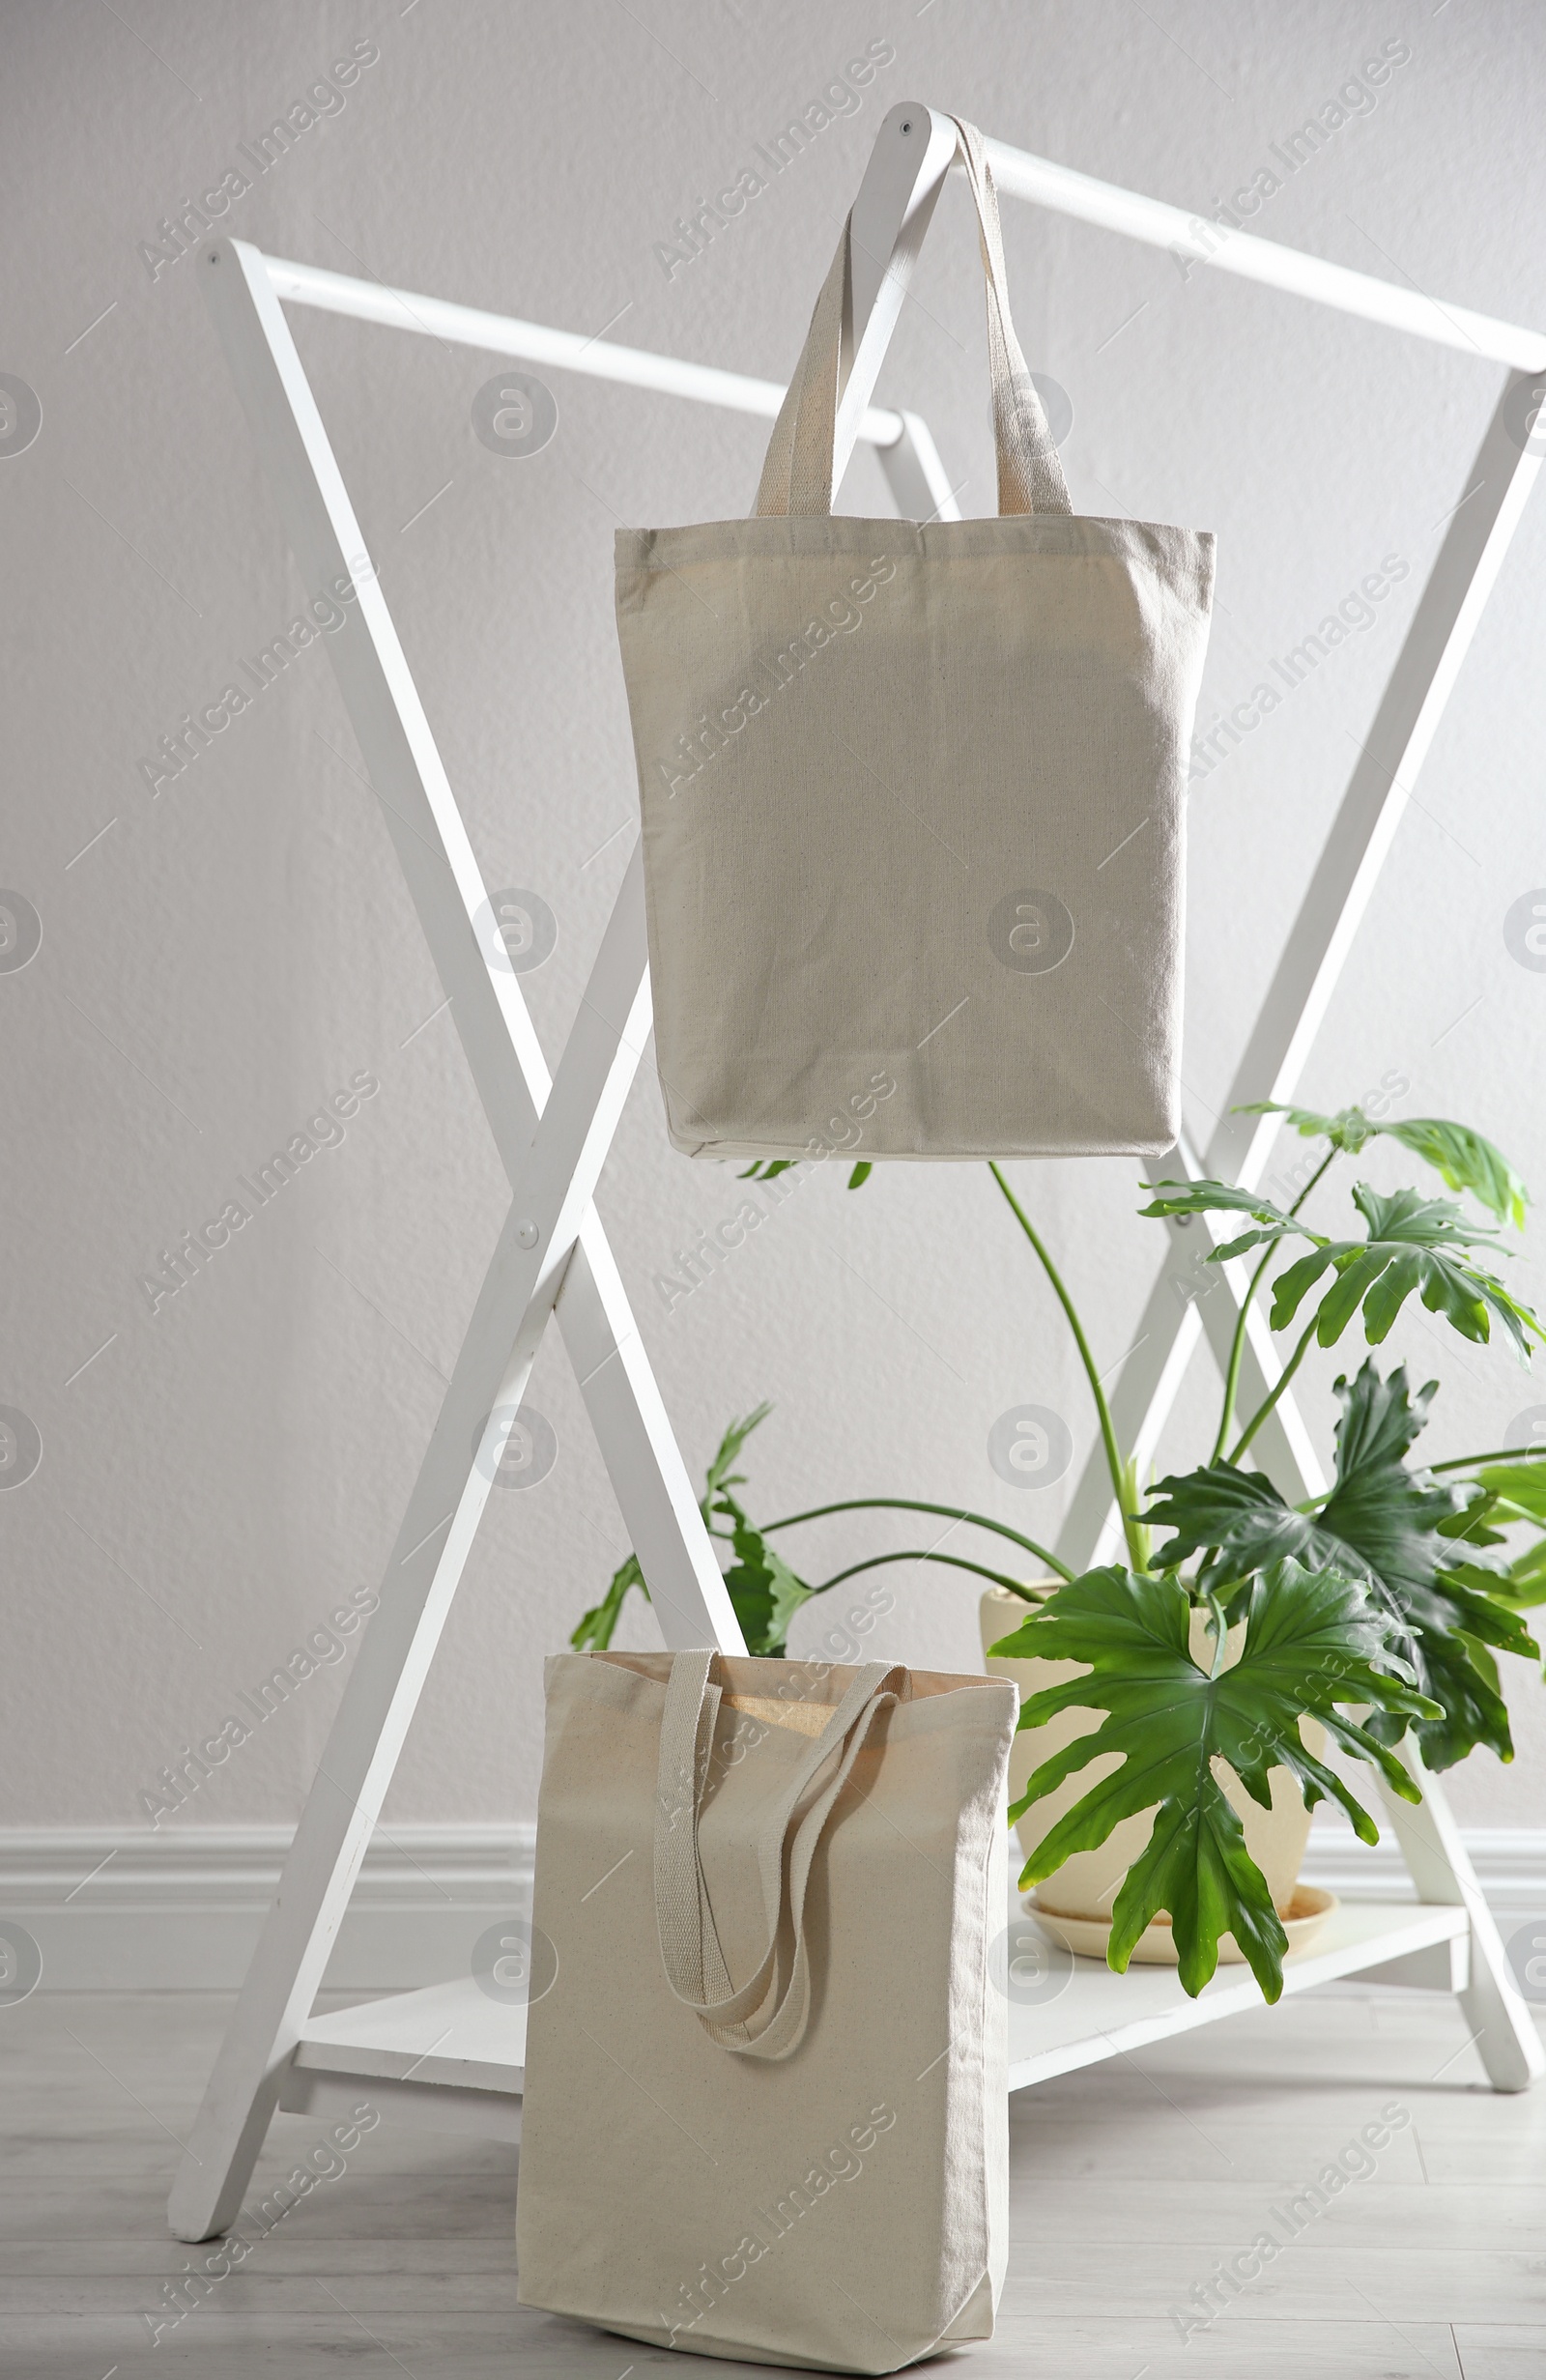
[170,101,1545,2243]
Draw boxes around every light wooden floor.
[2,1984,1542,2377]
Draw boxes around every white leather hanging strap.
[653,1651,902,2061]
[755,111,1072,521]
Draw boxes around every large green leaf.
[1147,1364,1459,1597]
[1238,1100,1376,1154]
[1315,1360,1457,1593]
[1437,1465,1546,1615]
[1269,1185,1542,1358]
[990,1560,1437,2001]
[1144,1464,1317,1593]
[1472,1460,1546,1527]
[1436,1483,1510,1550]
[1140,1181,1298,1225]
[1303,1369,1535,1767]
[1384,1120,1530,1230]
[1497,1537,1546,1609]
[1381,1616,1517,1772]
[1244,1103,1529,1228]
[1138,1179,1307,1263]
[1146,1365,1540,1766]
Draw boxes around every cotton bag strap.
[755,111,1072,521]
[653,1650,902,2061]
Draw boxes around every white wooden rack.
[170,101,1545,2242]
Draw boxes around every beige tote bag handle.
[653,1650,903,2061]
[756,112,1072,521]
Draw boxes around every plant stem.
[1205,1588,1229,1677]
[762,1497,1074,1583]
[1227,1316,1319,1464]
[1210,1149,1337,1465]
[1429,1447,1546,1475]
[988,1163,1144,1570]
[1210,1243,1278,1466]
[810,1550,1042,1600]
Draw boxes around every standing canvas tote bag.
[516,1649,1018,2372]
[615,115,1215,1161]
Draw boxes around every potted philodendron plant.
[577,1101,1546,2004]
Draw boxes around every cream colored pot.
[980,1584,1326,1964]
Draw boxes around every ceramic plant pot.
[980,1584,1334,1965]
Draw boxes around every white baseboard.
[0,1824,534,1992]
[3,1819,1542,1993]
[1301,1817,1546,1908]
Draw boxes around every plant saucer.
[1025,1884,1338,1968]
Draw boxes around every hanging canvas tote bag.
[615,115,1215,1161]
[515,1649,1018,2372]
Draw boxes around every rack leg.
[876,411,962,522]
[1376,1754,1543,2093]
[167,1198,555,2239]
[1058,370,1546,1570]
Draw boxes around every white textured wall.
[4,0,1545,1845]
